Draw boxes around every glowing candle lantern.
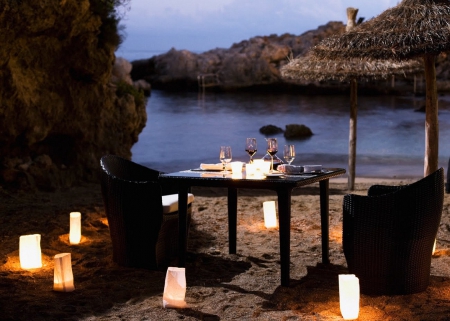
[339,274,360,320]
[231,162,243,174]
[53,253,75,292]
[263,201,278,228]
[253,159,264,171]
[69,212,81,244]
[246,163,256,176]
[261,162,271,174]
[163,267,187,308]
[19,234,42,269]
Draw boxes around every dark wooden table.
[160,168,346,286]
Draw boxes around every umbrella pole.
[423,54,439,176]
[348,78,357,190]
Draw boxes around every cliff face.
[0,1,147,190]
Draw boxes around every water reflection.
[132,90,450,178]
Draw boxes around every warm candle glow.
[163,267,187,308]
[263,201,278,228]
[339,274,360,320]
[54,253,75,292]
[19,234,42,269]
[261,162,271,174]
[69,212,81,244]
[253,159,264,171]
[231,162,243,174]
[245,163,256,176]
[432,239,436,255]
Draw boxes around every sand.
[1,176,450,321]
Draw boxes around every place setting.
[188,137,326,180]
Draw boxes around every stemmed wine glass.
[266,138,278,173]
[219,146,232,172]
[245,138,257,164]
[283,145,295,165]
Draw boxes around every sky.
[115,0,400,60]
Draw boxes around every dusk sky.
[116,0,400,60]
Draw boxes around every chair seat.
[162,193,195,214]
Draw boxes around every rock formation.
[131,22,346,91]
[0,1,147,190]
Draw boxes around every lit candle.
[339,274,360,320]
[53,253,75,292]
[69,212,81,244]
[246,163,256,176]
[263,201,278,228]
[163,267,187,308]
[253,159,264,171]
[19,234,42,269]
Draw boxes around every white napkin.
[303,165,322,173]
[200,163,231,171]
[277,164,303,174]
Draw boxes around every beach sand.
[1,176,450,320]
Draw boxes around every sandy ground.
[1,176,450,321]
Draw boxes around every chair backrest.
[343,167,444,294]
[100,155,164,269]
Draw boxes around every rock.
[284,124,313,139]
[111,57,133,85]
[130,22,346,91]
[0,1,147,190]
[133,79,151,96]
[259,125,284,135]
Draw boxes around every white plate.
[265,172,284,177]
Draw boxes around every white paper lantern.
[246,163,256,176]
[69,212,81,244]
[339,274,360,320]
[263,201,278,228]
[19,234,42,269]
[163,267,187,308]
[253,159,264,171]
[53,253,75,292]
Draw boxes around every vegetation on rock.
[0,0,146,190]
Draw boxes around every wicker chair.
[100,155,194,270]
[342,168,444,295]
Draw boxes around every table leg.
[277,188,292,287]
[228,187,237,254]
[319,179,330,264]
[177,186,189,267]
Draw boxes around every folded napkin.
[303,165,322,173]
[277,164,304,174]
[277,164,323,174]
[200,163,231,171]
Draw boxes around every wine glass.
[219,146,232,172]
[266,138,278,173]
[245,138,257,164]
[283,145,295,165]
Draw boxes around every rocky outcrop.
[0,1,147,190]
[131,22,346,91]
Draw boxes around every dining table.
[159,167,346,286]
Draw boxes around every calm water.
[131,89,450,179]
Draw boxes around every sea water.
[131,89,450,178]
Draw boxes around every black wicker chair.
[342,168,444,295]
[100,155,194,270]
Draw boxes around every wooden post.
[348,78,357,190]
[423,54,439,176]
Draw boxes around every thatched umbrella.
[311,0,450,177]
[281,7,423,190]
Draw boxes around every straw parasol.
[281,7,423,190]
[311,0,450,177]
